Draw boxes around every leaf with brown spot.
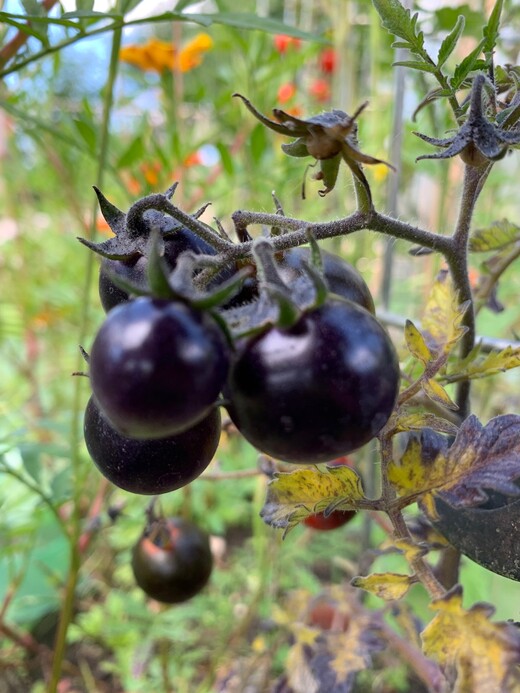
[260,465,365,536]
[422,585,520,693]
[351,573,415,601]
[388,415,520,517]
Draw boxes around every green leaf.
[437,15,465,70]
[372,0,426,56]
[393,60,436,74]
[469,219,520,252]
[451,37,486,89]
[116,134,146,170]
[482,0,503,57]
[202,12,320,39]
[216,142,234,176]
[72,118,97,154]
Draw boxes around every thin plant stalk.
[47,23,123,693]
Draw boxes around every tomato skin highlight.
[226,298,400,463]
[84,396,220,495]
[131,517,213,604]
[89,297,229,439]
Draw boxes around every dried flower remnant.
[415,74,520,167]
[233,93,393,201]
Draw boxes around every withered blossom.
[233,94,393,200]
[415,74,520,166]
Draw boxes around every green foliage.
[1,1,520,691]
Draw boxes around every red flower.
[319,47,336,74]
[277,82,297,103]
[309,78,331,102]
[273,34,301,54]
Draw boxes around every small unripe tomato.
[131,517,213,604]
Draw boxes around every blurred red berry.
[309,78,331,102]
[277,82,297,103]
[274,34,301,54]
[319,48,337,74]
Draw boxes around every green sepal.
[191,266,254,311]
[265,283,302,329]
[233,93,292,135]
[93,186,126,236]
[317,155,341,196]
[146,229,175,299]
[281,138,310,158]
[77,234,144,261]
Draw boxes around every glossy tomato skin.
[89,297,229,439]
[279,247,375,314]
[226,298,400,463]
[84,396,220,494]
[304,509,356,530]
[98,228,218,313]
[131,517,213,604]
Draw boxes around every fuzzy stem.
[445,163,490,419]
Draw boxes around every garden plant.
[1,0,520,691]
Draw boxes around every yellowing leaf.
[469,219,520,252]
[421,270,469,355]
[445,345,520,383]
[351,572,414,601]
[422,378,459,410]
[405,319,432,364]
[388,415,520,516]
[422,586,520,693]
[394,538,429,563]
[392,410,459,436]
[261,465,365,535]
[284,603,383,692]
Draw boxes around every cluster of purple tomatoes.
[82,197,401,499]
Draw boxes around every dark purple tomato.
[278,247,375,314]
[83,396,220,494]
[89,297,229,439]
[225,298,400,463]
[99,228,219,313]
[131,517,213,604]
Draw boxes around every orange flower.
[140,161,161,186]
[309,78,331,102]
[277,82,296,103]
[177,33,214,72]
[120,38,175,72]
[183,151,202,167]
[120,33,213,74]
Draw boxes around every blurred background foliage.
[1,0,520,691]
